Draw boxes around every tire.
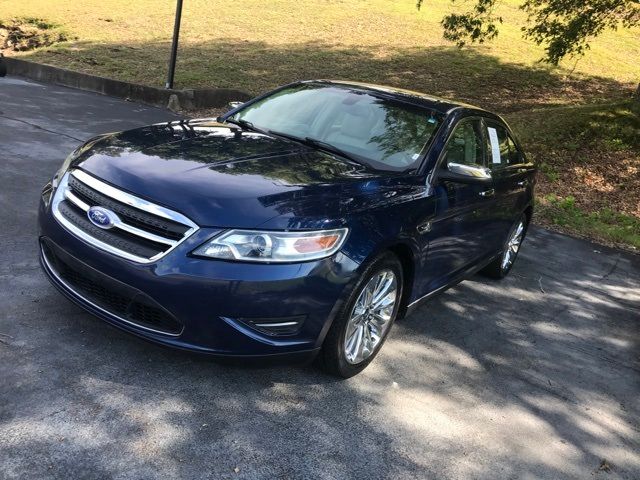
[481,213,528,279]
[320,252,404,378]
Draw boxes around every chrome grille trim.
[52,170,199,263]
[71,169,193,223]
[64,189,91,211]
[114,220,178,246]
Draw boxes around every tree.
[417,0,640,65]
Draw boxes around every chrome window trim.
[41,244,183,337]
[52,170,199,264]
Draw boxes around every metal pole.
[165,0,184,89]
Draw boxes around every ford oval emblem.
[87,206,118,229]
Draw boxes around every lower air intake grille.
[42,239,183,335]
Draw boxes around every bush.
[0,17,68,52]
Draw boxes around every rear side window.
[485,122,523,168]
[441,118,485,168]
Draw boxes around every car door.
[483,119,535,241]
[422,117,498,293]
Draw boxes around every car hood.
[72,120,410,229]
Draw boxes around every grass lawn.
[508,102,640,249]
[2,0,639,249]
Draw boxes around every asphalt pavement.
[1,77,639,479]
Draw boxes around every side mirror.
[438,162,492,184]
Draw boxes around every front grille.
[52,170,198,263]
[42,239,183,335]
[68,175,189,240]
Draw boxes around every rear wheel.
[481,214,527,279]
[320,252,403,378]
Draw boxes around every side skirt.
[404,252,501,317]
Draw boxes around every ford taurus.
[38,80,536,377]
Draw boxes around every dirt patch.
[537,148,640,219]
[511,101,639,196]
[0,17,69,52]
[515,101,640,252]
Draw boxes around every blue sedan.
[38,80,536,377]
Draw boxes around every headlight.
[192,228,348,262]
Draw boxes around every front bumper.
[38,197,360,358]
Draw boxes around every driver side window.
[441,119,485,169]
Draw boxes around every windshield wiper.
[268,131,364,166]
[224,117,269,135]
[303,137,361,164]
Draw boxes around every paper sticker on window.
[487,127,501,164]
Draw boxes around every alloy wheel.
[501,220,525,271]
[344,269,398,365]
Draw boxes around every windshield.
[230,83,443,172]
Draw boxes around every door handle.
[479,188,495,198]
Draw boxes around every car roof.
[304,79,489,116]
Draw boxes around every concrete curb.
[2,56,251,110]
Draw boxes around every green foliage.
[508,101,640,250]
[418,0,640,64]
[438,0,502,46]
[0,17,69,51]
[521,0,640,64]
[19,17,59,30]
[540,194,640,248]
[509,101,640,155]
[538,161,559,182]
[581,105,640,151]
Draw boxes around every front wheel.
[320,252,403,378]
[481,214,528,279]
